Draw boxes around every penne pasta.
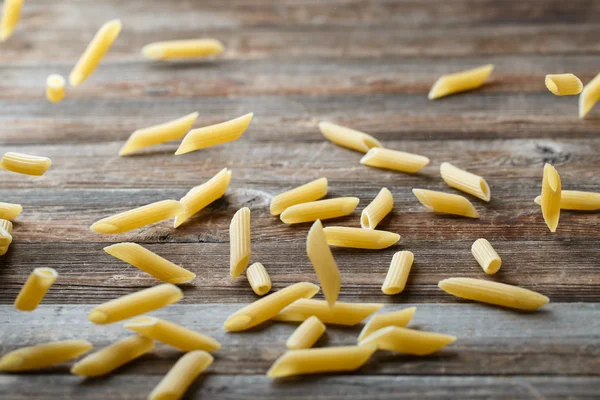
[274,299,383,326]
[280,197,359,224]
[1,152,51,176]
[323,226,400,249]
[90,200,186,234]
[360,148,430,174]
[270,177,328,216]
[0,340,93,372]
[0,0,23,41]
[541,163,561,232]
[124,316,221,352]
[440,162,491,202]
[580,73,600,118]
[104,242,196,284]
[357,307,416,341]
[175,113,253,155]
[0,201,22,220]
[361,187,393,229]
[175,168,231,227]
[267,345,376,378]
[0,222,12,247]
[246,262,272,296]
[471,239,501,274]
[412,189,479,218]
[119,112,199,156]
[428,64,494,100]
[381,251,414,295]
[69,19,121,86]
[71,335,154,377]
[307,220,340,308]
[438,277,549,311]
[223,282,319,332]
[45,74,65,103]
[358,326,456,355]
[88,283,183,324]
[286,316,326,350]
[230,207,251,278]
[142,39,224,60]
[318,122,382,153]
[0,219,13,255]
[545,73,583,96]
[534,190,600,211]
[149,351,213,400]
[14,268,58,311]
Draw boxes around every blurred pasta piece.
[143,39,224,60]
[318,122,382,153]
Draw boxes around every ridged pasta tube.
[90,200,187,234]
[357,307,416,341]
[14,268,58,311]
[428,64,494,100]
[381,251,414,295]
[274,299,383,326]
[541,163,561,232]
[318,122,382,153]
[0,340,92,372]
[286,316,326,350]
[142,39,224,60]
[361,187,393,229]
[359,326,456,355]
[361,148,430,174]
[175,168,231,227]
[412,189,479,218]
[440,162,491,202]
[270,178,328,216]
[545,73,583,96]
[1,152,51,176]
[149,351,214,400]
[280,197,359,224]
[175,113,253,155]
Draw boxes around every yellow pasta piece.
[534,190,600,211]
[142,39,224,60]
[360,147,430,174]
[307,220,340,308]
[323,226,400,249]
[286,316,326,350]
[541,163,561,232]
[580,73,600,118]
[0,201,22,220]
[0,219,13,255]
[270,177,328,216]
[90,200,186,234]
[104,243,195,284]
[69,19,121,86]
[0,223,11,247]
[45,74,65,104]
[274,299,383,326]
[0,0,23,41]
[471,239,501,274]
[440,162,491,202]
[318,122,382,153]
[267,345,376,378]
[223,282,319,332]
[412,189,479,218]
[71,335,154,377]
[280,197,359,224]
[357,307,416,341]
[545,73,583,96]
[246,262,272,296]
[359,326,456,355]
[0,340,92,372]
[438,277,549,310]
[124,316,221,352]
[1,152,51,176]
[381,251,414,295]
[230,207,251,278]
[361,187,393,229]
[428,64,494,100]
[119,112,199,156]
[88,283,183,325]
[14,267,58,311]
[175,113,253,155]
[175,168,231,227]
[149,351,213,400]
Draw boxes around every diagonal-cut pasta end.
[428,76,447,100]
[0,354,24,371]
[412,189,433,211]
[118,136,140,157]
[90,221,119,234]
[124,316,158,329]
[534,195,542,205]
[141,44,163,60]
[168,271,197,284]
[223,314,252,332]
[376,232,401,248]
[88,310,109,324]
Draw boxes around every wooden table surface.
[1,0,600,398]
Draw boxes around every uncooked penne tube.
[230,207,251,278]
[471,239,501,274]
[438,277,549,310]
[361,187,393,229]
[71,335,154,377]
[0,340,92,372]
[88,284,183,324]
[1,152,51,176]
[280,197,359,224]
[286,316,326,350]
[359,326,456,355]
[46,74,65,103]
[323,226,400,249]
[534,190,600,211]
[246,262,272,296]
[267,345,376,378]
[381,251,414,295]
[361,148,430,174]
[223,282,319,332]
[175,113,253,155]
[0,0,23,41]
[14,268,58,311]
[0,202,22,220]
[545,73,583,96]
[274,299,383,326]
[175,168,231,227]
[149,351,213,400]
[104,243,195,284]
[0,223,11,247]
[0,219,13,255]
[124,316,221,352]
[412,189,479,218]
[357,307,416,341]
[307,220,340,308]
[580,73,600,118]
[69,19,121,86]
[119,112,199,156]
[440,162,491,202]
[270,177,328,216]
[90,200,187,234]
[142,39,224,60]
[541,163,561,232]
[318,122,382,153]
[428,64,494,100]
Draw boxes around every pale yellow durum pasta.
[280,197,359,224]
[541,163,561,232]
[142,39,224,60]
[428,64,494,100]
[471,239,501,274]
[90,200,186,234]
[88,283,183,325]
[0,202,22,220]
[307,220,340,308]
[318,122,382,153]
[124,316,221,352]
[71,335,154,377]
[0,340,92,372]
[267,345,376,378]
[534,190,600,211]
[357,307,416,341]
[0,0,23,41]
[270,177,328,216]
[440,162,491,202]
[412,189,479,218]
[175,113,253,155]
[286,316,326,350]
[69,19,121,86]
[545,73,583,96]
[381,251,414,295]
[223,282,319,332]
[580,73,600,118]
[0,222,12,247]
[104,242,196,284]
[149,351,213,400]
[0,219,13,255]
[323,226,400,250]
[119,112,199,156]
[360,148,430,174]
[361,187,393,229]
[438,277,549,311]
[175,168,232,227]
[1,152,51,176]
[359,326,456,355]
[246,262,272,296]
[274,299,383,326]
[45,74,65,103]
[14,268,58,311]
[230,207,251,278]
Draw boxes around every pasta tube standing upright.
[318,122,382,153]
[428,64,494,100]
[175,168,231,227]
[1,152,51,176]
[14,268,58,311]
[230,207,251,278]
[358,307,417,341]
[149,351,214,400]
[412,189,479,218]
[0,0,23,41]
[471,239,501,274]
[246,262,272,296]
[579,73,600,118]
[90,200,186,234]
[45,74,66,103]
[175,113,253,155]
[142,39,224,60]
[541,163,561,232]
[361,187,393,229]
[307,220,340,308]
[440,162,491,202]
[0,340,93,372]
[270,178,328,216]
[381,251,414,295]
